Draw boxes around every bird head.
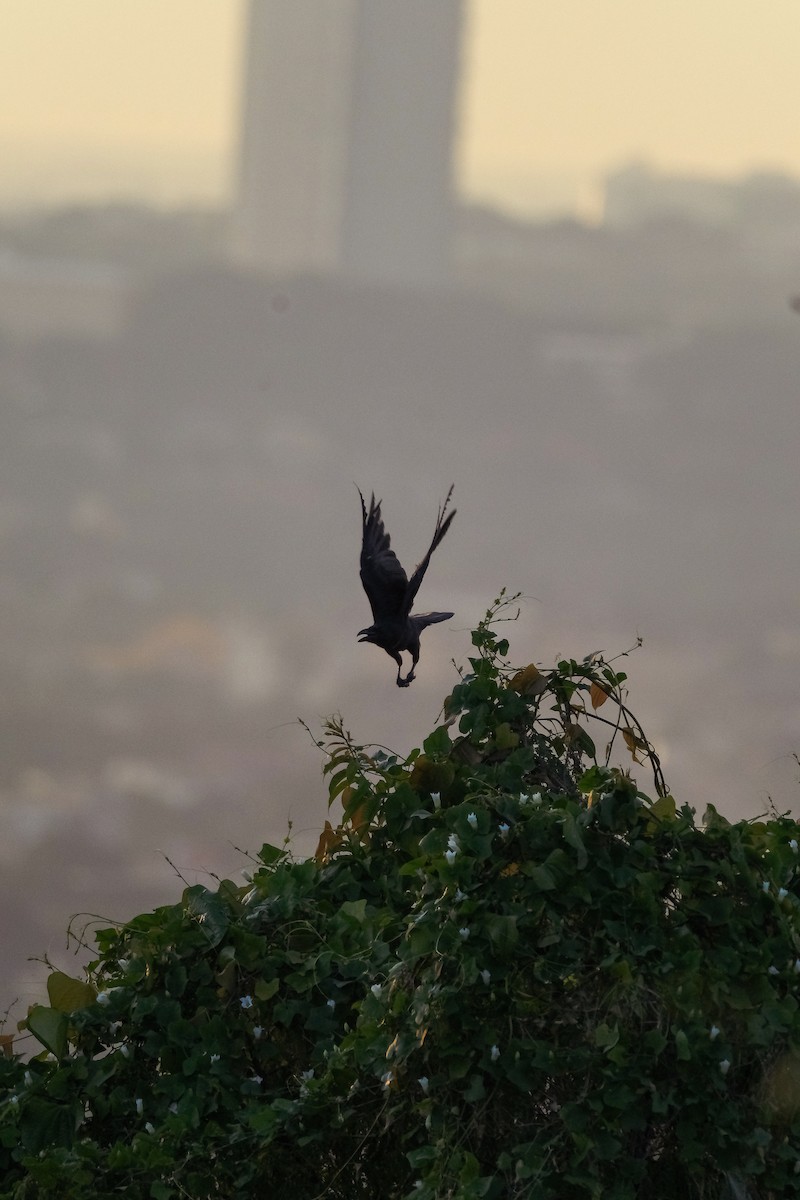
[357,626,377,644]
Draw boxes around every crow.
[357,486,456,687]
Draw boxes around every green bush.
[3,594,800,1199]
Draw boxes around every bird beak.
[357,629,370,642]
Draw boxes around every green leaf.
[47,971,96,1013]
[340,899,368,924]
[255,978,279,1001]
[258,842,288,866]
[26,1005,68,1059]
[561,811,588,869]
[423,724,453,758]
[485,914,519,955]
[674,1029,691,1061]
[594,1022,619,1050]
[183,885,231,947]
[19,1098,81,1153]
[522,863,556,890]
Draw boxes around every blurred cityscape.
[2,0,800,1020]
[3,163,800,1016]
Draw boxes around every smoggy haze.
[3,0,800,215]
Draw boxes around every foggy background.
[2,0,800,1020]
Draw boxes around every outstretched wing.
[405,485,456,609]
[358,489,409,623]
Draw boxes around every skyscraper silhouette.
[232,0,464,286]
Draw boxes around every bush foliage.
[3,594,800,1199]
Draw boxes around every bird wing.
[405,485,456,609]
[359,490,409,623]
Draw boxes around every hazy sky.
[3,0,800,216]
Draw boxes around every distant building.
[604,161,736,229]
[231,0,464,286]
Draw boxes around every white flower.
[301,1069,314,1081]
[240,994,254,1010]
[381,1070,393,1087]
[490,1044,500,1062]
[467,812,478,828]
[458,926,470,940]
[252,1026,263,1039]
[326,999,335,1009]
[481,969,491,985]
[96,991,110,1006]
[144,1122,155,1134]
[762,881,770,893]
[790,839,799,852]
[719,1059,731,1075]
[431,792,441,809]
[769,965,780,975]
[209,1053,221,1063]
[135,1098,144,1115]
[445,849,457,866]
[447,833,460,852]
[454,888,465,902]
[498,822,510,837]
[709,1025,720,1040]
[778,887,789,900]
[24,1071,33,1086]
[120,1044,130,1059]
[370,983,382,997]
[169,1102,178,1115]
[9,1095,18,1106]
[418,1076,429,1093]
[251,1074,263,1085]
[521,792,542,806]
[794,960,800,974]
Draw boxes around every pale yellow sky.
[2,0,799,215]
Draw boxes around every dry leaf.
[314,819,343,863]
[509,663,546,696]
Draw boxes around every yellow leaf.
[314,819,343,863]
[623,727,648,763]
[509,663,546,696]
[590,682,609,709]
[500,862,520,878]
[648,795,676,822]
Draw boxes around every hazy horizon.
[3,0,800,1019]
[4,0,800,220]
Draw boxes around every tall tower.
[231,0,464,286]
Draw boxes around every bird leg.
[400,649,420,688]
[391,652,411,688]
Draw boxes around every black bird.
[357,486,456,687]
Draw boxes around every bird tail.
[412,611,454,631]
